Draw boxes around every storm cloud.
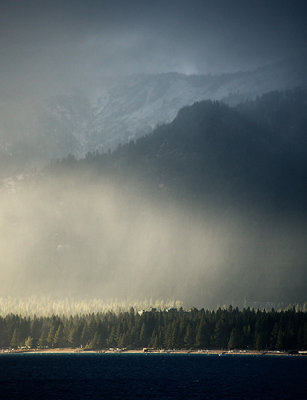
[0,0,306,96]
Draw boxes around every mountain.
[2,88,307,305]
[87,57,307,151]
[45,88,307,304]
[54,87,307,214]
[0,57,306,176]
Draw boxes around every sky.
[0,0,306,95]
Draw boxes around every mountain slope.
[45,88,307,304]
[57,88,306,214]
[86,57,307,151]
[2,89,307,306]
[0,58,306,177]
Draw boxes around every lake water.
[0,353,306,399]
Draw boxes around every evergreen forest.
[1,307,306,351]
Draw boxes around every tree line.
[1,307,306,351]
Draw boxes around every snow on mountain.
[79,58,307,152]
[0,57,306,173]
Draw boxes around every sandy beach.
[2,348,305,356]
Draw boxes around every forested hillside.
[52,88,307,212]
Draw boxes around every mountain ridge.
[1,57,306,177]
[51,87,307,216]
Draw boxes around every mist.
[0,172,306,308]
[0,1,306,311]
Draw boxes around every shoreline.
[1,348,306,356]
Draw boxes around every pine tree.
[195,322,210,348]
[38,328,48,348]
[68,326,79,348]
[87,332,102,350]
[228,327,243,349]
[53,324,65,348]
[47,325,56,348]
[10,328,19,348]
[255,331,266,350]
[184,324,194,349]
[25,336,33,348]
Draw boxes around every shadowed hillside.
[1,89,306,307]
[54,88,307,213]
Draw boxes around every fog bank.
[0,173,306,308]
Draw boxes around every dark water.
[0,353,306,399]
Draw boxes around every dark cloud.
[0,0,306,94]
